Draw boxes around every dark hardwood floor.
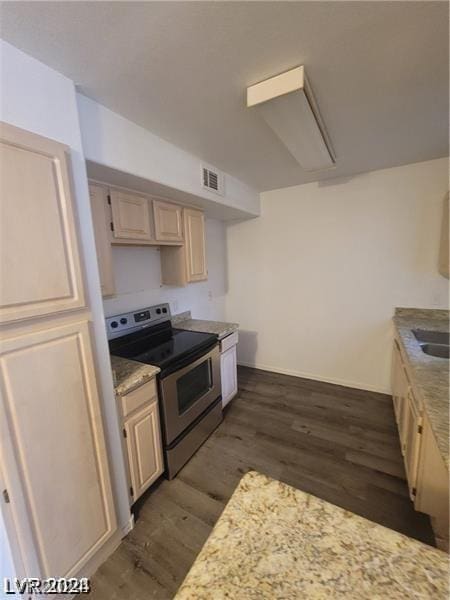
[88,366,434,599]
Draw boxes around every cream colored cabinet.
[415,415,449,551]
[0,321,117,577]
[0,121,85,323]
[438,192,449,279]
[391,337,449,550]
[89,184,115,297]
[124,401,164,502]
[402,389,422,500]
[119,379,164,503]
[0,122,116,580]
[221,347,238,409]
[392,342,421,490]
[183,208,207,282]
[391,342,410,451]
[110,189,152,241]
[153,199,183,242]
[160,207,207,286]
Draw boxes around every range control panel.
[106,303,171,339]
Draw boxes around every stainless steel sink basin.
[412,330,450,359]
[421,344,450,359]
[412,329,450,345]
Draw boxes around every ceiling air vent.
[201,164,224,195]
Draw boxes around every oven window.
[176,359,212,414]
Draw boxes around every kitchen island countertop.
[175,471,448,599]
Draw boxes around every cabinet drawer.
[220,330,238,353]
[121,378,157,418]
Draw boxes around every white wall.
[77,94,260,218]
[0,40,130,570]
[225,158,449,393]
[103,219,227,320]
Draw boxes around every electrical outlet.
[173,300,179,312]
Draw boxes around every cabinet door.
[221,345,238,408]
[402,390,422,500]
[0,121,85,323]
[153,199,183,242]
[438,192,449,278]
[0,320,116,578]
[110,190,152,240]
[124,401,164,502]
[184,208,207,282]
[89,184,115,297]
[415,415,449,549]
[391,342,410,450]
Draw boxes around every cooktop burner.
[107,304,218,376]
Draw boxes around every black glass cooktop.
[109,321,217,376]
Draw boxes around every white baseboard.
[121,513,134,536]
[77,529,123,583]
[74,514,134,590]
[237,361,391,395]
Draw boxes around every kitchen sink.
[412,330,450,359]
[421,344,450,359]
[412,329,450,345]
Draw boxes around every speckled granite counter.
[175,471,448,599]
[172,311,238,340]
[110,355,160,396]
[393,308,449,468]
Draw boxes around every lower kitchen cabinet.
[391,337,449,550]
[120,381,164,503]
[438,192,449,278]
[414,414,449,550]
[392,341,424,499]
[402,389,422,500]
[391,341,408,431]
[220,331,239,408]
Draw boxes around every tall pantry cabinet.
[0,122,116,578]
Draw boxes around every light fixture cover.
[247,66,335,172]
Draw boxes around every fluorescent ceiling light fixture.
[247,66,336,172]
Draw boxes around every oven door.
[159,344,221,444]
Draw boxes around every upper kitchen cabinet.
[160,207,207,286]
[0,121,85,323]
[89,184,115,297]
[438,192,449,278]
[110,189,153,241]
[184,208,208,282]
[153,199,183,243]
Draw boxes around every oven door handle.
[159,340,218,378]
[160,343,219,383]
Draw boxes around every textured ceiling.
[1,1,448,191]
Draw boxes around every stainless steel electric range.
[107,303,222,479]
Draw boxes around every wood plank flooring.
[88,366,434,599]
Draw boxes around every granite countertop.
[172,311,239,340]
[175,471,448,599]
[110,355,160,396]
[393,308,449,468]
